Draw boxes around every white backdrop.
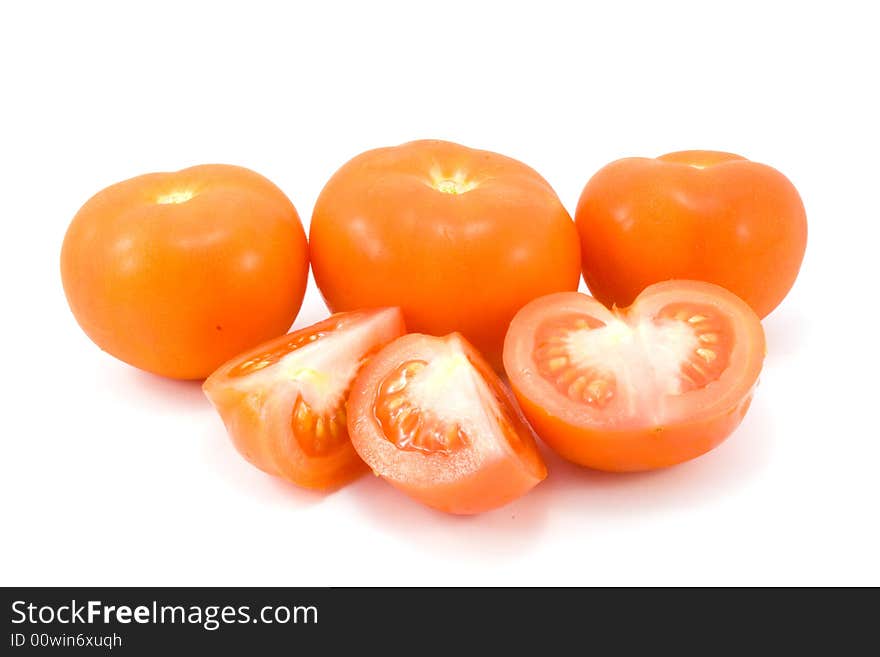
[1,0,877,586]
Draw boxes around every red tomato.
[503,281,765,472]
[347,333,547,514]
[203,308,406,490]
[575,150,807,318]
[61,164,309,380]
[309,139,581,369]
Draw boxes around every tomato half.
[61,164,309,380]
[575,150,807,318]
[347,333,547,514]
[203,308,406,490]
[503,281,765,472]
[309,139,581,369]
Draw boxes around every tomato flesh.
[534,301,734,423]
[203,308,406,490]
[290,394,349,458]
[375,360,470,455]
[348,333,547,514]
[227,328,335,378]
[503,281,765,471]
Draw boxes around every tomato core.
[371,340,532,461]
[427,167,478,194]
[532,302,734,415]
[375,359,470,455]
[655,303,732,392]
[656,150,747,168]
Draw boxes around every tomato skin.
[61,164,309,380]
[575,151,807,318]
[309,140,581,369]
[503,281,765,472]
[203,309,407,491]
[347,333,547,514]
[513,386,754,472]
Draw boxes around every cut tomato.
[503,281,765,471]
[347,333,547,514]
[203,308,406,490]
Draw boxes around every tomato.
[503,281,765,472]
[61,164,309,380]
[203,308,406,490]
[575,150,807,318]
[347,332,547,514]
[309,139,581,370]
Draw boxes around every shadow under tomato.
[199,423,328,510]
[103,360,209,410]
[350,398,773,550]
[530,397,774,519]
[762,307,809,364]
[348,471,552,557]
[97,355,329,510]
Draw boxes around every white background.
[2,0,878,586]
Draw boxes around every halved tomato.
[347,333,547,514]
[503,281,765,472]
[203,308,406,490]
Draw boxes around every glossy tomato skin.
[575,151,807,318]
[513,385,754,472]
[204,309,407,491]
[347,333,547,514]
[503,281,765,472]
[310,140,581,369]
[61,164,309,380]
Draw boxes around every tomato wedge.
[503,281,765,472]
[347,333,547,514]
[203,308,406,490]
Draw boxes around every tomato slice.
[503,281,765,471]
[347,333,547,514]
[203,308,406,490]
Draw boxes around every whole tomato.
[575,150,807,317]
[61,164,309,380]
[309,140,581,368]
